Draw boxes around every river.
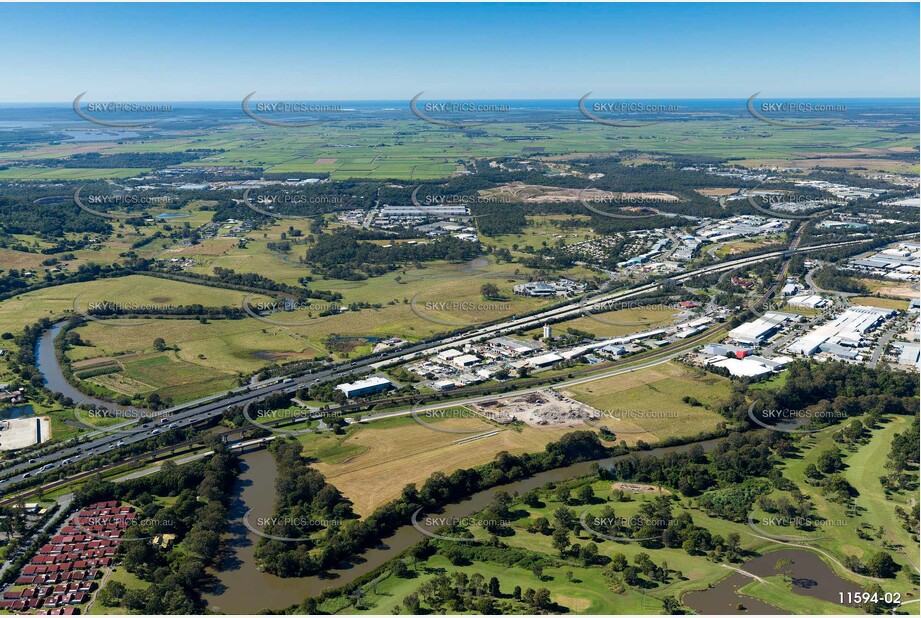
[35,322,111,408]
[203,439,721,614]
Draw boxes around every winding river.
[203,440,722,614]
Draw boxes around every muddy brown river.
[204,440,722,613]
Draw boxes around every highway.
[0,236,889,495]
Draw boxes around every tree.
[402,593,420,614]
[392,560,410,578]
[775,558,794,580]
[153,337,167,352]
[864,551,899,578]
[609,553,628,572]
[662,596,684,615]
[480,283,500,300]
[533,588,552,610]
[98,581,126,607]
[488,576,501,597]
[552,527,571,556]
[578,484,595,504]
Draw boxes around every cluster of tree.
[811,266,870,294]
[608,432,778,498]
[0,195,111,237]
[254,438,358,576]
[886,415,919,480]
[723,360,919,430]
[402,569,554,614]
[85,301,248,320]
[35,151,203,169]
[84,447,239,613]
[305,230,480,280]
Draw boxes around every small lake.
[683,548,864,614]
[0,404,36,419]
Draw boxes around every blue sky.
[0,3,917,101]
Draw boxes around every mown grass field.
[752,414,919,597]
[334,472,840,615]
[560,362,731,441]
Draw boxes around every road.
[0,235,896,496]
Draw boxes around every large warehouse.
[727,311,799,346]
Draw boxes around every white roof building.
[728,312,798,346]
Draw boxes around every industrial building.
[727,312,799,346]
[335,376,393,398]
[787,306,896,357]
[787,294,829,309]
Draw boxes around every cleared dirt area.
[695,188,738,197]
[470,391,590,428]
[860,279,920,300]
[311,417,585,516]
[481,182,679,204]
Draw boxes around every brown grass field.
[310,416,589,516]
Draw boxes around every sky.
[0,3,918,102]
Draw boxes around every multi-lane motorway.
[0,236,891,496]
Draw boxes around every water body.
[35,322,111,408]
[0,404,36,419]
[205,439,721,614]
[155,212,191,220]
[61,130,140,142]
[684,549,864,614]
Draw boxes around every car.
[168,423,178,429]
[27,459,36,464]
[116,440,125,447]
[21,473,30,479]
[150,429,160,435]
[160,418,169,424]
[60,459,70,465]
